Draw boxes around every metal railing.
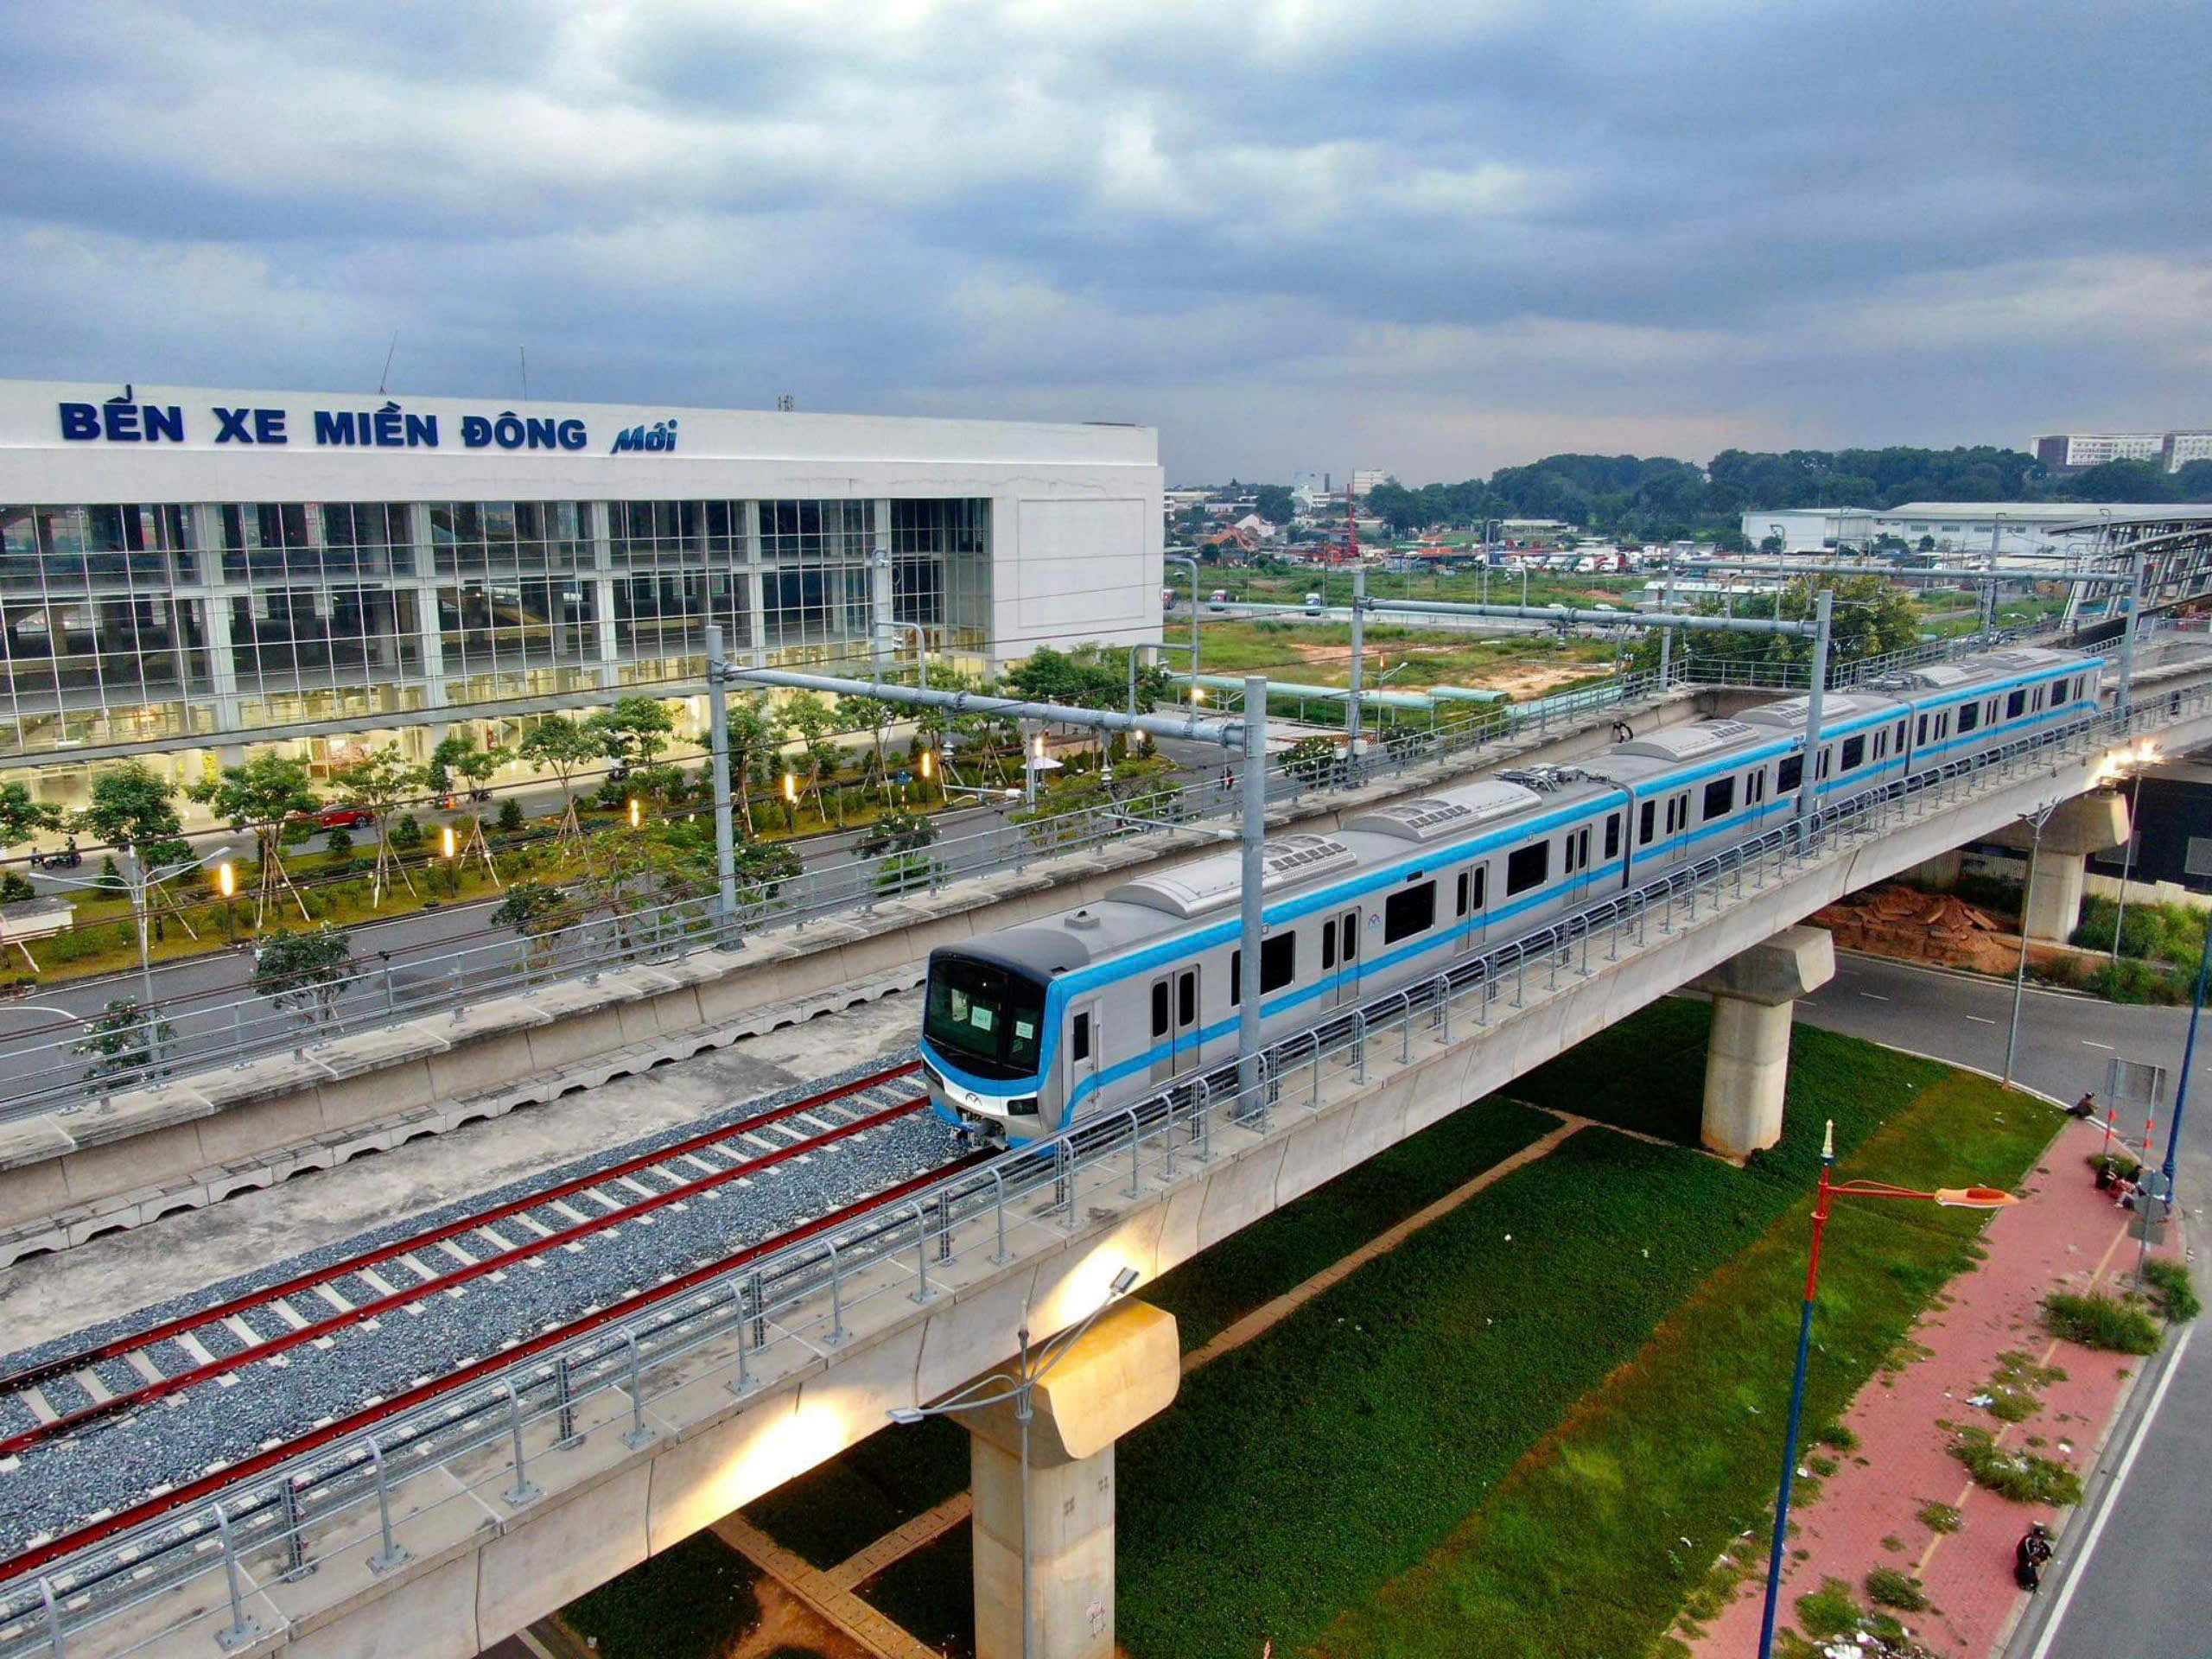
[0,670,1689,1123]
[5,676,2209,1656]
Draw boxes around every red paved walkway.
[1691,1117,2176,1657]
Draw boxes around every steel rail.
[0,1058,921,1400]
[0,1074,928,1459]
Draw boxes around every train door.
[1560,821,1595,905]
[1327,907,1362,1007]
[1148,967,1199,1079]
[1456,864,1490,953]
[1067,1001,1102,1110]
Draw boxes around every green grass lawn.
[1109,1011,2055,1658]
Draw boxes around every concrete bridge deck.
[16,664,2212,1659]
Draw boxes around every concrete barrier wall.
[0,693,1703,1256]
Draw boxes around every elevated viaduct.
[10,645,2212,1659]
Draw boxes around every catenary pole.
[1238,676,1268,1115]
[2119,542,2144,715]
[1796,590,1833,822]
[2160,918,2211,1217]
[704,625,739,941]
[1348,566,1366,753]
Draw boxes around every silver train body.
[920,647,2103,1141]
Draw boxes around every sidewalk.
[1689,1117,2180,1657]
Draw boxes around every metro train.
[919,645,2104,1141]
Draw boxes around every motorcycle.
[29,842,80,871]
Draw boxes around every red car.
[298,804,377,830]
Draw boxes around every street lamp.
[2097,741,2160,963]
[886,1267,1141,1659]
[2004,799,2062,1086]
[627,796,642,830]
[1756,1122,2017,1659]
[218,859,236,948]
[37,842,234,1058]
[440,823,458,897]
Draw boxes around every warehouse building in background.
[0,380,1161,818]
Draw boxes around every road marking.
[1859,992,1890,1001]
[1966,1015,1997,1025]
[2082,1039,2115,1050]
[2027,1323,2196,1659]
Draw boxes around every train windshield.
[925,954,1047,1083]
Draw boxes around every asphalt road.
[1792,953,2212,1659]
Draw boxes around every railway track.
[0,1059,932,1464]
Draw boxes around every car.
[298,804,377,830]
[1304,591,1325,613]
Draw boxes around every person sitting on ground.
[2112,1173,2139,1210]
[2069,1091,2098,1119]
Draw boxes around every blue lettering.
[372,407,404,447]
[315,410,356,446]
[405,413,438,448]
[143,404,184,443]
[524,416,557,449]
[253,408,286,445]
[664,418,677,453]
[462,415,493,448]
[610,424,641,454]
[493,411,525,449]
[103,402,142,442]
[59,403,102,441]
[213,406,253,443]
[556,418,586,451]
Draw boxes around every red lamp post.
[1757,1121,2018,1659]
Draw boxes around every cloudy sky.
[3,0,2208,483]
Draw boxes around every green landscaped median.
[1112,1004,2057,1659]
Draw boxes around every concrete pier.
[1990,791,2130,944]
[959,1301,1179,1659]
[1690,925,1836,1159]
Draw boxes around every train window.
[1506,842,1548,896]
[1262,933,1297,994]
[1778,753,1804,792]
[1229,950,1238,1006]
[1840,734,1866,770]
[2032,686,2044,710]
[1151,982,1168,1038]
[1916,714,1928,745]
[1455,871,1470,917]
[1341,914,1358,961]
[1383,881,1436,944]
[1071,1013,1091,1062]
[1177,970,1196,1027]
[1604,813,1620,859]
[1472,866,1486,909]
[1957,701,1980,734]
[1322,922,1337,970]
[1896,719,1908,750]
[1639,799,1656,844]
[1702,777,1735,821]
[1564,832,1580,874]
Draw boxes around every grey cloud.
[0,0,2206,484]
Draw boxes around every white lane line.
[1859,992,1891,1001]
[1967,1015,1998,1025]
[2027,1325,2196,1659]
[2082,1040,2116,1050]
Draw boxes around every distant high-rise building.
[2034,430,2202,472]
[1350,468,1394,498]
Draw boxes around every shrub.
[1865,1567,1926,1611]
[1949,1428,2084,1505]
[1794,1579,1861,1640]
[497,796,524,834]
[2141,1259,2202,1324]
[1815,1422,1859,1453]
[323,827,353,860]
[0,871,34,904]
[389,814,423,851]
[2044,1291,2161,1355]
[1917,1501,1962,1533]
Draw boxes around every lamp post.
[440,823,458,898]
[887,1267,1141,1659]
[1756,1122,2017,1659]
[219,859,236,948]
[2004,799,2061,1086]
[2158,913,2211,1223]
[38,843,233,1064]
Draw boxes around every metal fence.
[0,667,1682,1122]
[5,674,2207,1657]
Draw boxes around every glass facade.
[0,494,994,765]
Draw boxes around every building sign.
[48,389,671,456]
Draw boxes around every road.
[1793,953,2212,1659]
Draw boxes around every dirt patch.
[731,1576,874,1659]
[1814,884,2073,977]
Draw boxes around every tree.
[518,715,600,853]
[253,925,354,1033]
[722,695,787,836]
[428,734,505,885]
[842,692,900,802]
[781,691,844,824]
[75,997,175,1090]
[587,697,676,772]
[0,782,61,850]
[72,760,198,940]
[493,880,575,976]
[187,753,319,924]
[1253,485,1295,525]
[331,744,423,906]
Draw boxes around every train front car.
[920,944,1059,1141]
